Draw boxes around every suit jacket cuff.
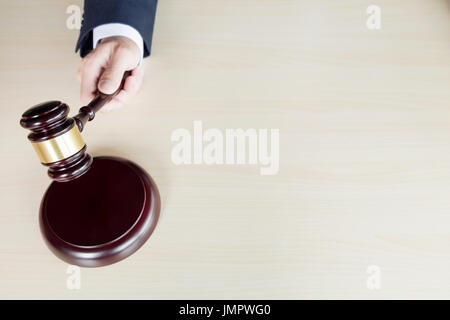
[75,0,157,58]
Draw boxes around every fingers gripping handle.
[74,71,131,131]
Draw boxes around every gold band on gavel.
[31,125,85,164]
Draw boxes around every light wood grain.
[0,0,449,299]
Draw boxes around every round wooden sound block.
[39,156,160,267]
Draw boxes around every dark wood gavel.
[20,71,131,182]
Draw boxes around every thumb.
[98,55,130,94]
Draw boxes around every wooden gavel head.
[20,101,92,182]
[20,72,130,182]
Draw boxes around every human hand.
[77,36,144,112]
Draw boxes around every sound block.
[39,156,161,267]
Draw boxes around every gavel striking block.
[20,72,161,267]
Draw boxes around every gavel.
[19,71,161,267]
[20,71,131,182]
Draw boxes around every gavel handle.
[74,71,132,131]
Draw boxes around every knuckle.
[114,45,129,57]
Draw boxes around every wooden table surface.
[0,0,449,299]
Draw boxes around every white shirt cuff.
[93,23,144,65]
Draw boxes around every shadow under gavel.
[20,71,131,182]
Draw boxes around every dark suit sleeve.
[75,0,157,58]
